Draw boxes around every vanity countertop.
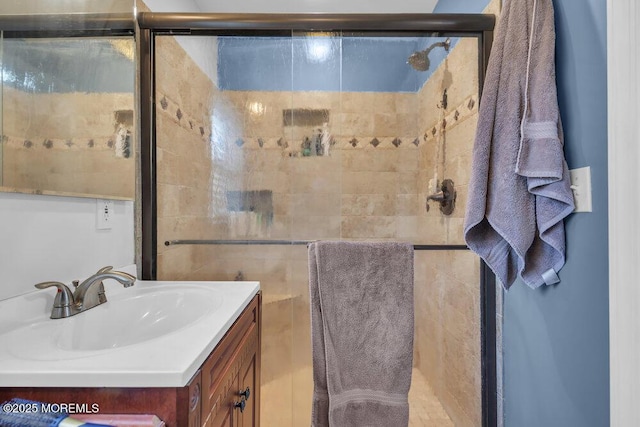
[0,280,260,388]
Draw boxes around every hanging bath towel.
[309,241,414,427]
[464,0,575,289]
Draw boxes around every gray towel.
[309,241,414,427]
[464,0,575,289]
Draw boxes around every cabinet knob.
[190,383,200,411]
[239,387,250,400]
[234,398,246,413]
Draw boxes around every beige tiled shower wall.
[2,87,134,197]
[219,90,428,243]
[417,36,480,246]
[414,34,483,427]
[155,35,219,280]
[414,250,481,427]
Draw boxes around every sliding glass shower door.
[153,27,484,426]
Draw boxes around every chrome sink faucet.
[34,266,136,319]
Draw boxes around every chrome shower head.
[408,38,451,72]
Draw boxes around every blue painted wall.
[435,0,610,425]
[433,0,488,13]
[502,0,609,425]
[217,36,435,92]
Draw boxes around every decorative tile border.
[2,135,118,151]
[155,89,477,154]
[421,94,478,145]
[237,135,422,152]
[157,93,211,141]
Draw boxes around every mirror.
[0,36,135,199]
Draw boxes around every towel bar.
[163,239,469,250]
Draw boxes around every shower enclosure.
[139,13,495,427]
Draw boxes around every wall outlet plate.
[569,167,592,213]
[96,199,114,230]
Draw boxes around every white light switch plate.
[569,167,592,213]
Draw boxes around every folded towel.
[464,0,574,289]
[309,241,414,427]
[74,414,165,427]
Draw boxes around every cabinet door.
[205,375,239,427]
[201,294,261,427]
[238,352,257,427]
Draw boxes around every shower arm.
[421,40,450,56]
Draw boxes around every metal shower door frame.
[137,12,496,426]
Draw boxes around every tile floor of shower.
[262,366,452,426]
[260,294,453,427]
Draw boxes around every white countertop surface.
[0,278,260,388]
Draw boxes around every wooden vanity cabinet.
[201,293,261,427]
[0,293,261,427]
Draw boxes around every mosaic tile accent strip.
[156,92,211,142]
[3,135,122,151]
[155,89,464,153]
[277,138,289,149]
[234,135,422,152]
[422,94,478,145]
[240,137,281,150]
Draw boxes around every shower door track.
[138,12,497,427]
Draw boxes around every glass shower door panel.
[154,30,482,427]
[155,35,219,280]
[229,34,297,427]
[0,30,3,186]
[415,35,480,245]
[338,34,422,244]
[289,30,342,427]
[157,34,297,427]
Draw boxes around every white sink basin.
[0,278,260,387]
[5,284,222,359]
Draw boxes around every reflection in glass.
[1,37,135,199]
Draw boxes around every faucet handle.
[35,281,69,291]
[35,282,74,305]
[96,266,114,274]
[34,282,75,319]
